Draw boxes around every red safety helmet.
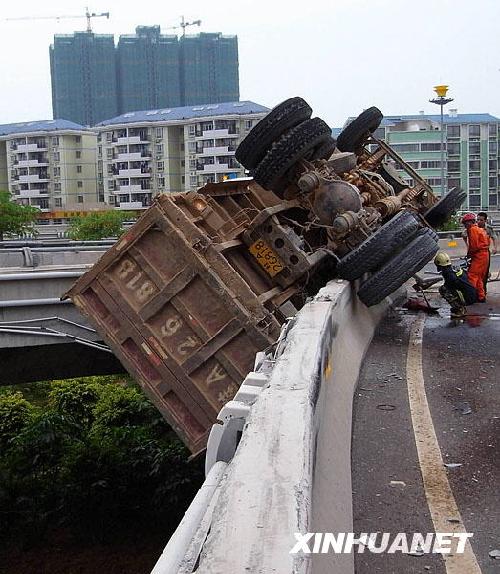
[461,213,476,224]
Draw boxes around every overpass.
[0,243,125,384]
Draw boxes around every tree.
[0,191,39,241]
[67,210,135,240]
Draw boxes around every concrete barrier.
[156,279,399,573]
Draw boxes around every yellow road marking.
[406,314,482,573]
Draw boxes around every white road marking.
[406,313,482,574]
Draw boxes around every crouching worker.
[434,252,478,318]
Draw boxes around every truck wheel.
[357,228,439,307]
[235,97,312,170]
[424,187,467,228]
[336,210,423,281]
[310,137,337,161]
[252,118,332,192]
[378,161,407,193]
[336,107,383,153]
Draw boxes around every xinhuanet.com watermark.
[290,532,473,554]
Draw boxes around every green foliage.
[0,191,39,241]
[0,376,203,547]
[67,210,135,240]
[437,214,461,231]
[0,392,34,450]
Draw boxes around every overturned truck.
[65,98,465,452]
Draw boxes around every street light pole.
[430,85,454,197]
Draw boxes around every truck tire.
[378,161,407,193]
[235,97,312,170]
[252,118,332,192]
[357,228,439,307]
[311,137,337,161]
[336,210,423,281]
[424,187,467,228]
[336,107,383,153]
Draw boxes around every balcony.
[115,152,151,162]
[117,168,151,178]
[198,146,236,156]
[19,188,49,197]
[116,201,146,210]
[199,163,229,173]
[17,159,50,168]
[117,184,146,193]
[114,136,149,146]
[18,174,50,183]
[196,129,238,139]
[16,143,47,153]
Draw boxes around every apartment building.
[0,120,98,214]
[50,33,118,126]
[50,28,239,125]
[371,111,500,211]
[117,26,181,112]
[96,101,268,209]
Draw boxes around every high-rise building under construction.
[50,32,118,126]
[50,28,239,125]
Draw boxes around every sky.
[1,0,500,128]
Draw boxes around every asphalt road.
[351,280,500,573]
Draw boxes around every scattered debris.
[444,463,462,469]
[447,518,460,524]
[389,480,406,487]
[408,548,425,557]
[455,401,472,415]
[377,404,396,411]
[489,549,500,560]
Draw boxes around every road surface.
[352,274,499,573]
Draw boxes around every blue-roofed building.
[96,101,269,209]
[0,119,100,215]
[360,110,500,212]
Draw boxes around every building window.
[447,125,460,138]
[181,159,185,167]
[106,132,112,142]
[469,160,481,172]
[158,177,165,187]
[157,161,164,171]
[447,142,460,155]
[77,181,83,188]
[156,144,163,154]
[77,165,82,173]
[469,177,481,189]
[489,124,498,138]
[53,166,61,177]
[108,179,115,191]
[188,141,197,153]
[107,148,113,160]
[420,143,441,151]
[447,160,460,172]
[52,152,60,162]
[190,175,198,186]
[489,176,497,189]
[448,178,461,189]
[52,137,59,146]
[420,160,441,169]
[391,143,419,153]
[156,127,163,138]
[245,120,253,130]
[75,135,81,143]
[181,175,185,184]
[188,125,196,135]
[426,178,442,187]
[490,141,498,155]
[77,195,84,203]
[469,142,481,155]
[489,159,497,172]
[489,194,498,206]
[76,150,82,159]
[54,198,62,207]
[468,125,480,138]
[469,194,481,207]
[54,183,61,191]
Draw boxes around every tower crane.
[6,7,110,33]
[165,16,201,37]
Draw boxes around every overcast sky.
[1,0,499,128]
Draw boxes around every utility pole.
[430,85,454,198]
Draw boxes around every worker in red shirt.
[461,213,490,302]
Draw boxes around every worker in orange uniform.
[461,213,490,302]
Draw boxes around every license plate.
[249,239,284,277]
